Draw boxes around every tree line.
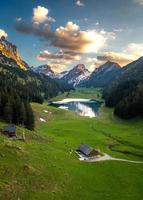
[0,63,65,130]
[0,91,34,130]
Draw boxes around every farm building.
[77,144,100,157]
[3,125,16,137]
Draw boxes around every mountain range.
[35,61,122,87]
[34,52,143,119]
[0,37,143,91]
[1,37,143,120]
[35,64,91,87]
[0,37,125,89]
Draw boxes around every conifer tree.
[0,96,2,116]
[25,102,35,130]
[19,102,26,125]
[4,101,13,123]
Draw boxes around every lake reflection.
[51,99,102,118]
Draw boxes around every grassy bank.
[0,88,143,200]
[51,87,102,101]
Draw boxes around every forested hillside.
[103,57,143,119]
[0,63,63,129]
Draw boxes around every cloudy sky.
[0,0,143,71]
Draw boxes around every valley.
[0,1,143,199]
[0,88,143,200]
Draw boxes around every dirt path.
[79,153,143,164]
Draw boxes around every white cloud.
[0,29,8,38]
[124,43,143,57]
[37,49,81,61]
[113,28,123,33]
[88,60,106,71]
[84,18,88,22]
[16,17,22,22]
[32,6,55,24]
[134,0,143,5]
[76,0,85,7]
[48,62,66,72]
[100,29,116,39]
[54,22,113,53]
[37,49,81,72]
[97,52,135,66]
[37,50,70,72]
[15,17,115,54]
[85,42,143,71]
[84,57,105,71]
[84,57,98,63]
[93,43,143,68]
[87,52,132,71]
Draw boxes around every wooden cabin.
[3,125,16,137]
[77,144,100,157]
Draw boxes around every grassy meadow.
[0,88,143,200]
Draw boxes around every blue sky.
[0,0,143,71]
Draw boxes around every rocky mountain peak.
[60,64,90,87]
[93,61,120,73]
[74,64,86,70]
[102,60,120,68]
[0,37,28,70]
[35,64,56,78]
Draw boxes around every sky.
[0,0,143,72]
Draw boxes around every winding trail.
[78,153,143,164]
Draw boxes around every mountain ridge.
[79,61,121,88]
[0,36,28,70]
[35,64,56,78]
[35,63,91,87]
[103,56,143,119]
[60,64,90,86]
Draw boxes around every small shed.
[3,125,16,137]
[77,144,100,157]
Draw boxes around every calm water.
[50,99,102,118]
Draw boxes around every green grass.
[51,87,103,101]
[0,88,143,200]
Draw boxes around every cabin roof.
[77,144,93,156]
[3,125,16,133]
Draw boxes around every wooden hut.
[3,125,16,137]
[77,144,100,157]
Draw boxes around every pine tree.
[12,95,21,124]
[25,102,35,130]
[19,102,26,125]
[0,95,2,116]
[4,101,13,123]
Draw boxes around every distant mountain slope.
[35,64,90,87]
[35,62,121,88]
[35,64,69,79]
[0,36,28,70]
[82,61,121,88]
[104,56,143,119]
[34,64,56,78]
[55,71,69,79]
[60,64,90,87]
[123,56,143,72]
[0,63,61,102]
